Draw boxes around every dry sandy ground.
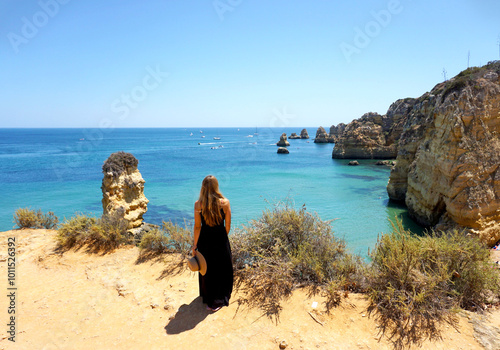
[0,229,499,350]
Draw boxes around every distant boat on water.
[213,137,221,140]
[190,132,193,136]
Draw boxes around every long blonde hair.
[198,175,225,226]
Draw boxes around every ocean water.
[0,127,420,256]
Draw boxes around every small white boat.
[246,135,253,138]
[190,132,193,136]
[213,137,221,140]
[201,136,205,138]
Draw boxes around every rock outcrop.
[329,124,346,142]
[289,129,310,139]
[277,147,289,154]
[386,62,500,245]
[314,126,334,143]
[101,151,149,229]
[332,99,416,159]
[276,133,290,147]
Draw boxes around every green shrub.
[230,202,364,317]
[56,212,129,251]
[366,220,500,349]
[13,208,59,229]
[57,214,97,248]
[139,221,191,256]
[88,214,130,250]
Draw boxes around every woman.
[192,175,233,311]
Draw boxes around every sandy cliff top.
[0,229,498,350]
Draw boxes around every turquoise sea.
[0,127,420,256]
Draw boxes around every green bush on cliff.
[365,220,500,349]
[230,201,364,317]
[13,208,59,229]
[57,212,130,251]
[139,221,191,256]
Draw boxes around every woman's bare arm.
[192,201,202,255]
[223,198,231,234]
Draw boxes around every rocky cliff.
[331,99,416,159]
[101,152,149,229]
[387,61,500,245]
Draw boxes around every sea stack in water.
[314,126,334,143]
[276,133,290,147]
[101,151,149,229]
[277,147,289,154]
[288,132,300,139]
[300,129,309,139]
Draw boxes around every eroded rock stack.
[314,126,334,143]
[101,151,149,229]
[276,133,290,147]
[288,132,300,139]
[300,129,310,139]
[386,62,500,245]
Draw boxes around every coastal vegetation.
[14,204,499,348]
[365,221,500,349]
[230,202,363,317]
[138,220,191,256]
[102,151,139,177]
[13,208,58,229]
[56,212,129,251]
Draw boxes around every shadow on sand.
[164,296,211,334]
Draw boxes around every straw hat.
[187,251,207,275]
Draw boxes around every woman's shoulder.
[220,197,230,208]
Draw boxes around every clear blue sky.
[1,0,499,128]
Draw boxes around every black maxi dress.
[197,209,234,309]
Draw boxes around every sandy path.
[0,229,498,350]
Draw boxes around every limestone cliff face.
[332,99,417,159]
[387,62,500,245]
[101,152,148,229]
[329,124,345,142]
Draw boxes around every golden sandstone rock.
[101,152,148,229]
[387,62,500,245]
